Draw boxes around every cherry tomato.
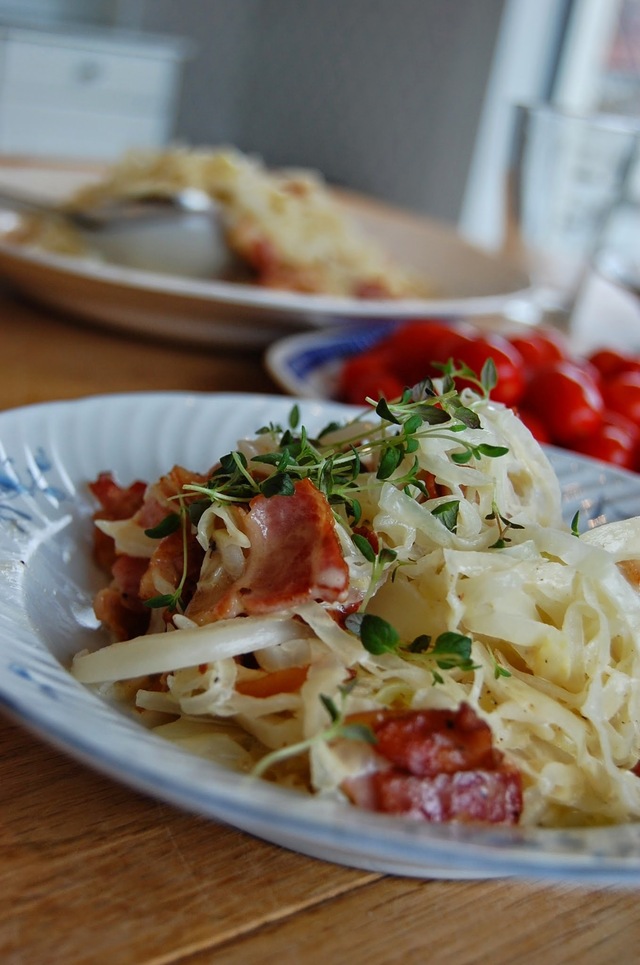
[515,408,551,444]
[573,414,640,471]
[451,334,526,407]
[602,371,640,425]
[339,350,386,390]
[341,364,404,405]
[522,360,604,445]
[589,349,640,379]
[507,328,568,373]
[385,320,474,384]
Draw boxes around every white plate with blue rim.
[3,390,640,883]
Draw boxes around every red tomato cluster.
[338,319,640,472]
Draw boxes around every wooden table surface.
[2,239,640,965]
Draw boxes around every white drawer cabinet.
[0,28,188,160]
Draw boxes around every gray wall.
[141,0,505,224]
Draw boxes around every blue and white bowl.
[265,321,399,399]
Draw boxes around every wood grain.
[6,710,640,965]
[0,289,278,410]
[0,716,379,964]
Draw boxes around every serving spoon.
[0,183,235,278]
[0,184,215,230]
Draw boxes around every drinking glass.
[503,103,639,328]
[594,134,640,303]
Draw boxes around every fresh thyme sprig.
[345,611,479,684]
[485,500,525,549]
[251,681,376,779]
[181,377,508,522]
[371,386,508,468]
[437,357,499,398]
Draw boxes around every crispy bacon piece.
[367,767,522,824]
[198,477,349,621]
[89,472,147,521]
[93,586,150,641]
[138,529,205,607]
[342,704,522,825]
[133,466,209,531]
[417,470,450,501]
[112,554,150,603]
[89,472,147,572]
[93,554,151,641]
[89,467,211,636]
[371,703,499,775]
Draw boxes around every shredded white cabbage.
[72,392,640,827]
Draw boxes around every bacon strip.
[372,703,500,775]
[89,472,147,521]
[93,554,151,642]
[342,704,522,825]
[89,472,147,572]
[139,529,205,606]
[196,477,349,621]
[368,767,522,823]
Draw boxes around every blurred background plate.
[0,164,531,348]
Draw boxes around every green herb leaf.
[480,357,498,393]
[260,473,295,497]
[411,378,437,400]
[452,405,482,429]
[349,498,362,525]
[430,631,476,672]
[378,547,398,566]
[431,499,460,533]
[144,592,179,610]
[405,437,419,454]
[144,513,181,539]
[317,420,341,438]
[339,723,378,744]
[451,449,473,464]
[418,406,452,426]
[408,633,432,653]
[352,532,376,562]
[476,443,509,458]
[377,445,402,479]
[320,693,340,723]
[403,414,422,436]
[375,398,401,425]
[188,499,209,527]
[288,404,300,429]
[358,613,400,654]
